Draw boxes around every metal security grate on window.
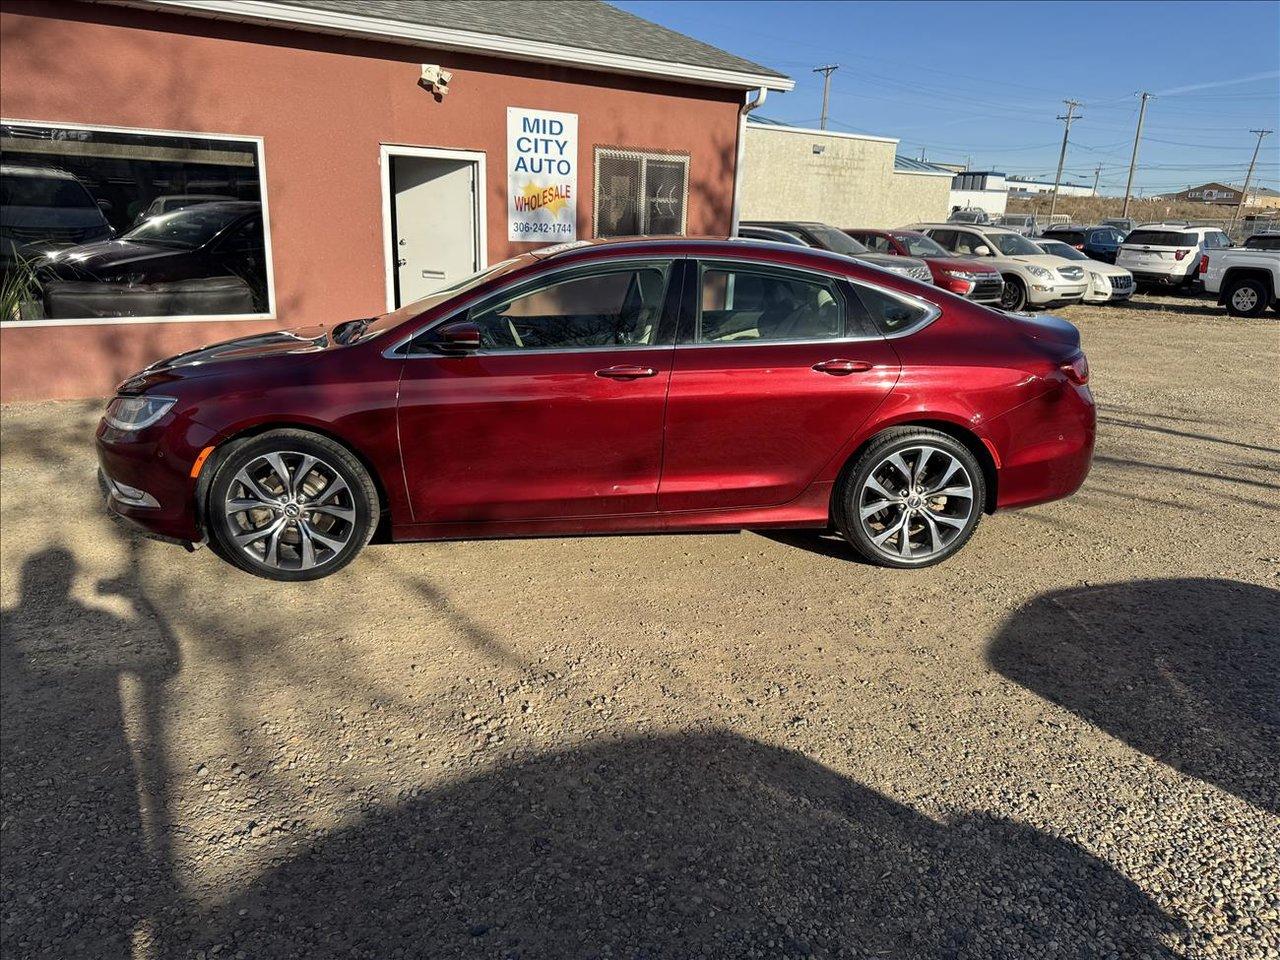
[593,148,688,238]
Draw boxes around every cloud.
[1156,71,1280,97]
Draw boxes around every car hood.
[39,238,185,274]
[928,256,998,273]
[854,253,929,271]
[1004,254,1074,270]
[119,326,332,392]
[1084,262,1132,278]
[0,205,111,230]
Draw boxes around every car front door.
[658,260,902,512]
[395,259,680,524]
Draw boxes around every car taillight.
[1060,354,1089,385]
[1199,254,1210,274]
[1174,249,1189,261]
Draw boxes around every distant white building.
[950,171,1008,216]
[1006,176,1094,198]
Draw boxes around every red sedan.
[96,237,1094,581]
[844,228,1005,304]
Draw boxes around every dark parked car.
[1039,224,1126,264]
[844,228,1004,304]
[37,200,267,316]
[98,237,1095,581]
[740,220,934,284]
[1,164,114,271]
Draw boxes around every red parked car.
[97,237,1095,581]
[844,228,1004,304]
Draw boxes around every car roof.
[1132,222,1210,231]
[914,222,1016,234]
[0,164,79,180]
[163,200,260,214]
[530,235,885,276]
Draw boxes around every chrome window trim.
[385,256,680,359]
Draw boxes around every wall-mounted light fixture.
[419,64,453,100]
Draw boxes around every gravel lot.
[2,291,1277,959]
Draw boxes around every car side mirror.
[429,319,481,354]
[974,245,992,257]
[97,198,114,213]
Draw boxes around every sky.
[613,0,1280,196]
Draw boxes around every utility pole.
[1122,92,1153,218]
[1049,99,1083,219]
[1092,163,1102,196]
[813,64,839,130]
[1230,128,1272,232]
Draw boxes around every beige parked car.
[1033,238,1134,304]
[909,223,1089,311]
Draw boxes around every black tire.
[1223,277,1269,318]
[206,429,378,581]
[835,427,986,569]
[999,276,1027,312]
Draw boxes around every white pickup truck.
[1199,235,1280,317]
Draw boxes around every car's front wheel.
[999,276,1027,311]
[1224,277,1269,318]
[835,428,986,569]
[206,429,379,581]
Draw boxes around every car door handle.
[812,359,874,375]
[596,364,657,380]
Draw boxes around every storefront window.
[593,148,688,238]
[0,121,272,324]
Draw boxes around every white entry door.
[387,151,483,307]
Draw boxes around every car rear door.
[658,259,901,512]
[395,258,681,523]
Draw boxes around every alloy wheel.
[1231,287,1259,312]
[223,450,357,571]
[858,445,976,562]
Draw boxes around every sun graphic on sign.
[521,181,568,216]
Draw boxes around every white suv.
[1116,223,1232,290]
[911,223,1088,311]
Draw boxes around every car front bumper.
[96,414,214,544]
[1027,281,1088,306]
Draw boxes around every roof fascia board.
[97,0,795,91]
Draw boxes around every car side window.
[218,215,264,255]
[697,267,845,343]
[952,231,985,256]
[851,283,934,336]
[462,263,671,351]
[862,234,892,253]
[928,229,958,251]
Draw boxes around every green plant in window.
[1,254,44,323]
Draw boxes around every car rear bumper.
[986,380,1096,511]
[1126,269,1195,285]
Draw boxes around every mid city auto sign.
[507,107,577,242]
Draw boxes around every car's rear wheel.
[835,428,986,569]
[999,276,1027,311]
[206,429,378,581]
[1224,277,1269,318]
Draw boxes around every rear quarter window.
[851,283,935,336]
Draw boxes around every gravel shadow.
[988,578,1279,814]
[180,731,1182,959]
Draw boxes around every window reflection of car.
[0,164,114,269]
[37,201,267,317]
[129,194,233,228]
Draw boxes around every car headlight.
[1026,265,1053,280]
[104,395,177,431]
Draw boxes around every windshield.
[1,173,97,209]
[355,257,528,340]
[893,233,949,257]
[989,232,1046,256]
[804,224,868,255]
[123,205,248,248]
[1037,240,1088,261]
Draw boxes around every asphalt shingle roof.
[269,0,787,79]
